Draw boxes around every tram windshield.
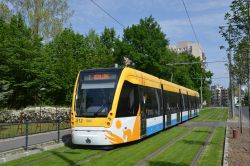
[75,71,119,117]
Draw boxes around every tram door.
[139,87,146,137]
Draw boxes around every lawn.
[2,127,188,166]
[83,127,188,166]
[1,146,103,166]
[198,127,225,166]
[146,127,212,166]
[192,108,228,122]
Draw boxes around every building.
[211,85,229,107]
[221,88,229,106]
[168,41,206,62]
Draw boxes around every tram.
[70,67,200,145]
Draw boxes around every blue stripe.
[182,115,189,121]
[171,118,177,125]
[146,123,163,136]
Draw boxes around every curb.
[223,120,229,166]
[0,142,65,164]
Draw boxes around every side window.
[116,81,139,117]
[141,87,160,118]
[184,94,189,111]
[165,91,180,113]
[163,91,170,114]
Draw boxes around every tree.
[0,2,12,22]
[6,0,73,41]
[43,28,115,105]
[0,14,43,108]
[220,0,250,106]
[121,15,169,75]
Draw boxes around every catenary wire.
[89,0,126,28]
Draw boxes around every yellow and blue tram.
[70,67,200,145]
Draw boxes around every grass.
[0,122,70,139]
[192,108,228,122]
[146,127,212,166]
[198,127,225,166]
[1,147,103,166]
[1,108,228,166]
[2,127,188,166]
[83,127,188,166]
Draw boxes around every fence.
[0,107,71,139]
[0,119,70,139]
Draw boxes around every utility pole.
[228,27,235,119]
[200,78,203,108]
[193,77,203,108]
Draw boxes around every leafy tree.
[0,2,12,21]
[5,0,73,40]
[220,0,250,106]
[0,14,42,108]
[43,28,115,105]
[0,80,13,107]
[121,15,169,75]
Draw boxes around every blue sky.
[68,0,232,88]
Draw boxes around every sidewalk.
[0,129,71,153]
[224,107,250,166]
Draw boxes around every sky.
[68,0,232,88]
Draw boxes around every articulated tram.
[70,67,200,146]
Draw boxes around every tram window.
[189,96,193,110]
[140,87,160,118]
[116,81,139,117]
[184,94,189,111]
[165,91,180,114]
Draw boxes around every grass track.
[146,127,212,166]
[2,127,188,166]
[198,127,225,166]
[192,108,228,122]
[83,127,188,166]
[1,147,103,166]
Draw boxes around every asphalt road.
[0,129,71,153]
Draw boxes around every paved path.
[0,129,71,153]
[241,107,250,128]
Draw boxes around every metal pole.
[200,78,203,108]
[57,117,60,143]
[228,27,235,119]
[239,83,243,134]
[25,119,29,151]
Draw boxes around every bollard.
[25,119,29,151]
[232,129,238,139]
